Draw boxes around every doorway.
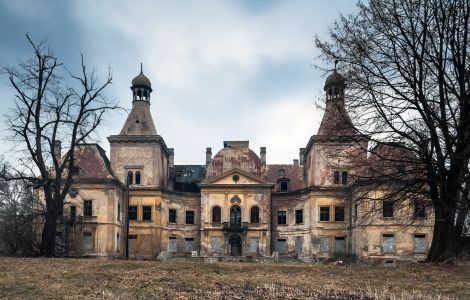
[229,234,242,256]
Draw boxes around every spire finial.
[334,59,338,71]
[140,62,143,73]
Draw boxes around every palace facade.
[54,68,433,261]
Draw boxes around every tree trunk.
[427,205,459,262]
[40,210,58,256]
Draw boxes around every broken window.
[83,200,92,217]
[168,237,177,253]
[414,234,426,253]
[383,234,395,252]
[319,206,330,221]
[335,237,346,254]
[295,237,303,255]
[414,201,426,218]
[277,239,287,254]
[70,205,76,223]
[383,201,394,218]
[335,206,345,221]
[185,238,194,252]
[333,171,340,184]
[128,206,137,220]
[211,237,221,252]
[83,232,92,250]
[185,210,195,224]
[135,171,141,184]
[295,209,303,224]
[127,171,133,185]
[142,206,152,221]
[319,237,330,253]
[250,238,259,254]
[341,171,348,184]
[169,209,177,223]
[212,206,221,223]
[250,206,260,224]
[277,211,286,225]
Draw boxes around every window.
[185,210,195,224]
[135,171,141,184]
[319,206,330,221]
[414,234,426,253]
[83,200,92,216]
[169,209,177,223]
[185,238,194,252]
[211,237,221,252]
[295,237,303,255]
[212,206,221,223]
[341,171,348,184]
[117,203,121,221]
[414,201,426,218]
[335,206,345,222]
[319,237,330,253]
[128,234,137,240]
[70,205,76,223]
[277,211,286,225]
[128,206,137,220]
[250,207,260,224]
[335,237,346,254]
[127,171,133,185]
[295,209,303,224]
[142,206,152,221]
[168,237,177,253]
[279,180,288,191]
[278,169,286,177]
[230,206,241,225]
[83,232,92,250]
[383,201,394,218]
[333,171,340,184]
[277,239,287,254]
[383,234,395,252]
[71,166,80,175]
[116,233,120,252]
[250,238,259,254]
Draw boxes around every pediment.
[202,168,269,185]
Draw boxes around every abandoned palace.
[51,67,434,261]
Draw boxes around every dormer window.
[277,177,290,192]
[278,169,286,178]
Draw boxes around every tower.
[108,66,171,187]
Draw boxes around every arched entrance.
[229,234,242,256]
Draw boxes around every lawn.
[0,257,468,299]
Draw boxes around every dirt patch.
[0,257,468,299]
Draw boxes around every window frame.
[334,206,345,222]
[382,233,396,253]
[212,206,221,223]
[185,210,195,224]
[83,200,93,217]
[250,206,260,224]
[382,201,394,218]
[295,209,303,224]
[319,206,330,222]
[142,205,152,221]
[169,209,177,224]
[128,205,138,221]
[277,210,287,225]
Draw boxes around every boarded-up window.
[319,237,330,253]
[295,237,303,255]
[250,238,259,254]
[277,239,287,254]
[383,234,395,252]
[168,237,177,253]
[414,234,426,253]
[211,237,221,252]
[185,238,194,252]
[83,232,92,250]
[335,237,346,254]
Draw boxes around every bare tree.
[316,0,470,262]
[1,34,119,256]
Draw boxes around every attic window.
[232,175,240,182]
[278,169,286,178]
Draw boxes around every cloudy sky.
[0,0,358,165]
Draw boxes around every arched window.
[250,206,259,224]
[212,206,221,223]
[341,171,348,185]
[333,171,340,184]
[230,206,241,226]
[127,171,133,185]
[135,171,141,184]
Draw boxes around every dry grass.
[0,257,468,299]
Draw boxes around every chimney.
[168,148,174,167]
[206,147,212,166]
[293,159,299,166]
[299,148,306,165]
[53,141,62,160]
[260,147,266,165]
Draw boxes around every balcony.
[222,222,248,232]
